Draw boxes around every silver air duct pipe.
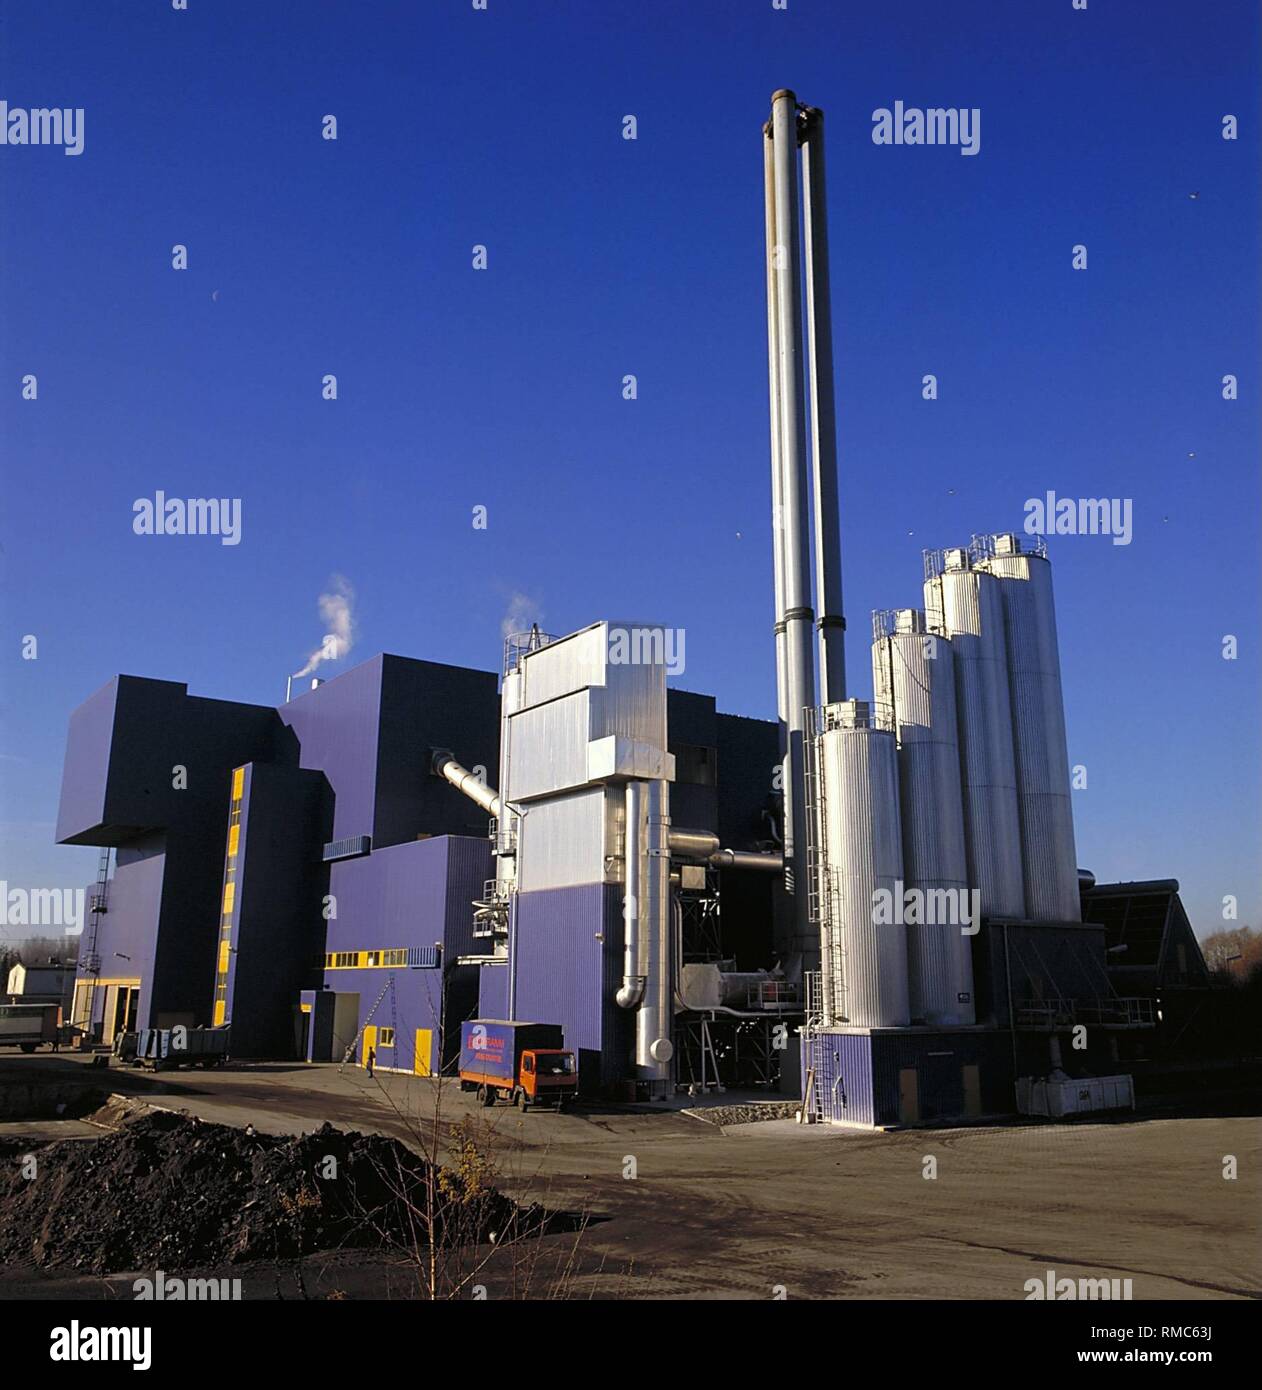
[710,848,784,872]
[767,88,820,976]
[616,780,646,1009]
[800,105,847,706]
[618,778,674,1088]
[666,826,784,872]
[433,750,502,820]
[638,778,674,1083]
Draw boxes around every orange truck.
[458,1019,577,1112]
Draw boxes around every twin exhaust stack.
[764,90,848,975]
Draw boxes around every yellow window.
[231,767,245,800]
[379,1027,395,1048]
[222,880,235,914]
[227,823,239,856]
[213,999,226,1026]
[218,941,231,972]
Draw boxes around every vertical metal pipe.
[637,779,674,1087]
[763,126,789,738]
[800,107,847,706]
[770,88,819,974]
[616,781,645,1010]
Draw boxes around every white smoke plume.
[293,574,356,678]
[500,591,544,642]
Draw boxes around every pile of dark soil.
[0,1111,538,1274]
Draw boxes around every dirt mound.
[0,1110,533,1274]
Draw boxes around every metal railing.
[968,531,1047,564]
[1015,995,1156,1030]
[502,628,556,676]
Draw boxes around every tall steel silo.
[974,534,1080,922]
[871,610,976,1025]
[924,549,1026,921]
[813,700,909,1028]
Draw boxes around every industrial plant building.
[54,89,1210,1127]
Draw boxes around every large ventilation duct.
[813,700,908,1028]
[974,534,1080,923]
[872,610,975,1025]
[924,549,1026,921]
[433,751,501,820]
[666,826,784,872]
[765,88,848,978]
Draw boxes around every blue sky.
[1,0,1258,938]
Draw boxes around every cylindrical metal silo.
[871,610,976,1025]
[974,534,1080,922]
[924,549,1026,921]
[815,700,908,1028]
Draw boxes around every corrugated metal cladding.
[512,883,630,1089]
[805,1031,876,1127]
[516,788,610,892]
[926,563,1025,920]
[507,692,593,800]
[519,623,608,711]
[478,961,509,1019]
[869,1030,1014,1125]
[808,1028,1015,1126]
[873,617,975,1026]
[818,713,909,1028]
[979,547,1079,923]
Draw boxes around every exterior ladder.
[338,973,396,1072]
[77,847,113,1038]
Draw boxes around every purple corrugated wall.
[55,678,120,843]
[805,1031,876,1126]
[512,882,630,1088]
[280,657,383,846]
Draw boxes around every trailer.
[458,1019,577,1111]
[135,1025,231,1071]
[0,1003,60,1052]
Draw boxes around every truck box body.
[459,1020,563,1085]
[0,1003,59,1049]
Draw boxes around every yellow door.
[361,1025,378,1068]
[414,1028,432,1077]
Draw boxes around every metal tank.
[812,700,909,1028]
[924,548,1026,921]
[871,610,976,1025]
[973,534,1080,922]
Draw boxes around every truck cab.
[519,1048,577,1107]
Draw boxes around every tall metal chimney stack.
[763,89,847,979]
